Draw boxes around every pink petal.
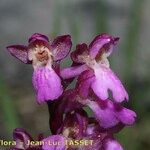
[89,33,119,58]
[115,106,137,125]
[86,99,136,129]
[91,66,128,102]
[28,33,51,49]
[51,35,72,61]
[87,100,119,128]
[28,33,49,43]
[71,43,89,63]
[42,135,66,150]
[32,67,63,104]
[103,139,123,150]
[76,69,95,98]
[6,45,31,64]
[60,64,88,79]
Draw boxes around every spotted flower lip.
[60,33,128,102]
[90,65,129,102]
[32,67,63,104]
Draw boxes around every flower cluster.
[7,33,136,150]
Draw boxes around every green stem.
[51,0,62,36]
[123,0,144,81]
[95,0,108,34]
[0,76,20,137]
[65,0,80,45]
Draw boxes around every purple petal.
[78,137,103,150]
[13,128,33,149]
[89,33,119,59]
[103,138,123,150]
[86,99,136,129]
[42,135,66,150]
[75,110,88,138]
[49,90,83,134]
[79,123,108,150]
[6,45,31,64]
[115,105,137,125]
[51,35,72,61]
[32,67,63,104]
[77,68,94,82]
[59,110,88,139]
[28,33,51,50]
[87,100,119,128]
[61,89,83,113]
[91,66,128,102]
[28,33,49,43]
[76,69,95,98]
[60,64,88,79]
[71,43,89,63]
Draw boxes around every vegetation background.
[0,0,150,149]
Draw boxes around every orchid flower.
[60,34,128,103]
[10,128,67,150]
[7,33,72,104]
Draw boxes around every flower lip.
[33,67,63,104]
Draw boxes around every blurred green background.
[0,0,150,149]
